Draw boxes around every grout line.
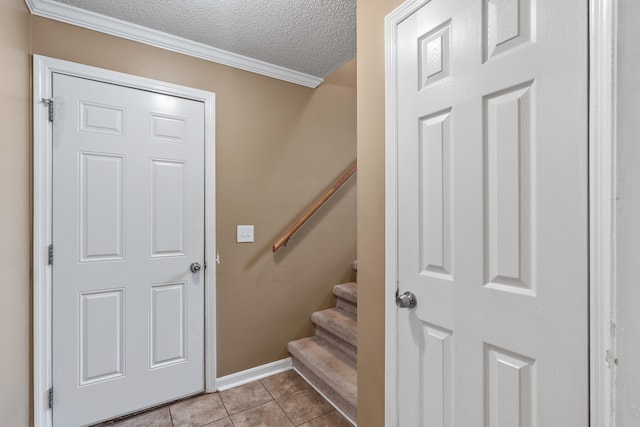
[220,381,275,417]
[260,376,311,401]
[218,392,232,426]
[260,372,334,426]
[260,374,302,426]
[270,384,335,426]
[226,409,236,427]
[231,401,284,426]
[219,394,231,415]
[259,378,277,401]
[93,392,206,426]
[271,394,297,426]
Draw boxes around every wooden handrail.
[273,161,357,252]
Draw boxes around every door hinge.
[48,244,53,265]
[48,387,53,409]
[43,98,53,122]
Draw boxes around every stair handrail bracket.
[272,161,357,252]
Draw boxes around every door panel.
[79,289,125,385]
[150,159,187,257]
[52,73,205,426]
[395,0,588,425]
[149,282,187,368]
[484,82,534,295]
[79,153,125,262]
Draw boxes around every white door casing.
[388,0,588,425]
[33,56,217,427]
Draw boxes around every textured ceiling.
[50,0,357,79]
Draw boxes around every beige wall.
[0,0,32,425]
[0,8,356,423]
[356,0,401,425]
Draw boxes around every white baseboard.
[293,367,357,426]
[216,358,293,391]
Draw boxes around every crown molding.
[24,0,324,88]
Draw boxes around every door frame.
[384,0,617,425]
[32,55,218,427]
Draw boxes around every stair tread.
[333,282,357,304]
[311,308,357,347]
[288,337,357,406]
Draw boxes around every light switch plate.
[237,225,254,243]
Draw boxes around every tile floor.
[98,370,352,427]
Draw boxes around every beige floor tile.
[170,393,229,427]
[96,371,342,427]
[299,411,352,427]
[276,388,334,425]
[203,417,234,427]
[230,401,294,427]
[113,407,172,427]
[261,370,310,399]
[220,381,273,415]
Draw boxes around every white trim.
[24,0,323,89]
[384,0,617,426]
[33,54,54,427]
[589,0,617,426]
[216,358,293,391]
[32,55,217,427]
[293,367,356,426]
[384,2,431,425]
[204,71,218,395]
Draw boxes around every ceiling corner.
[23,0,38,13]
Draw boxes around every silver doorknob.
[396,291,417,308]
[190,262,202,273]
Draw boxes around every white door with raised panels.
[52,73,205,426]
[393,0,588,425]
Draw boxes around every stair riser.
[336,299,357,317]
[333,282,357,305]
[315,327,357,362]
[311,309,357,347]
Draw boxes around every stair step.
[333,282,357,317]
[311,308,357,360]
[288,336,357,422]
[333,282,357,304]
[312,308,357,345]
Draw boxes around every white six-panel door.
[52,73,205,426]
[394,0,588,425]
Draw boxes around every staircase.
[287,264,358,424]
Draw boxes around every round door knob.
[190,262,202,273]
[396,291,417,308]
